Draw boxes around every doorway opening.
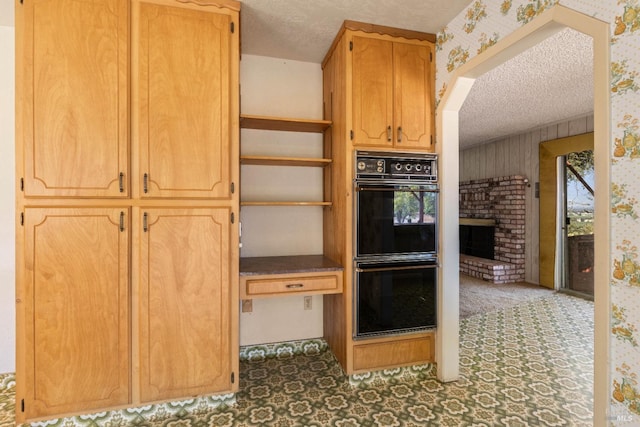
[559,149,594,297]
[436,4,610,421]
[539,132,594,293]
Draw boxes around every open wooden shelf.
[241,201,332,207]
[240,155,332,167]
[240,114,332,133]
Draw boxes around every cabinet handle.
[143,212,148,232]
[143,173,148,193]
[119,172,125,193]
[119,211,125,232]
[286,283,304,289]
[397,126,402,143]
[387,126,392,142]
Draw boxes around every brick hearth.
[459,176,526,283]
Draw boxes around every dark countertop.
[240,255,343,276]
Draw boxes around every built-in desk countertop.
[239,255,344,298]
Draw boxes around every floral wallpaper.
[436,0,640,422]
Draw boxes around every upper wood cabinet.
[19,0,236,199]
[134,1,233,199]
[351,34,435,151]
[19,0,129,197]
[21,208,130,419]
[138,208,234,402]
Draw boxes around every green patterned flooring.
[0,293,593,426]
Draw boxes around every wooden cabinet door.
[19,0,129,197]
[135,1,232,199]
[22,208,130,419]
[138,208,233,402]
[393,42,434,150]
[351,36,394,147]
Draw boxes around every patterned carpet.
[0,293,594,426]
[459,273,555,319]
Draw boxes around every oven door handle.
[355,186,438,193]
[356,264,437,273]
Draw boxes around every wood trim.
[459,218,496,226]
[133,0,240,12]
[352,333,435,373]
[344,20,436,42]
[538,132,593,289]
[19,198,238,208]
[322,20,436,68]
[322,34,351,373]
[14,0,26,420]
[175,0,241,12]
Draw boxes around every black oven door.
[355,183,438,259]
[354,260,437,339]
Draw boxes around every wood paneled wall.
[459,115,594,284]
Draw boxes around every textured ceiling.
[240,0,471,63]
[1,1,594,150]
[459,28,594,147]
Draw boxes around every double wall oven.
[354,151,438,339]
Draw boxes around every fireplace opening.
[459,219,495,260]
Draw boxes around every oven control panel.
[355,152,437,181]
[356,158,386,174]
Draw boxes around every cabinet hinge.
[350,130,354,140]
[231,372,235,384]
[230,22,235,33]
[20,212,24,226]
[20,178,24,191]
[231,212,235,224]
[231,182,235,194]
[349,41,353,51]
[21,399,24,412]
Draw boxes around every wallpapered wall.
[436,0,640,420]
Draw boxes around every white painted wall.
[0,25,16,374]
[239,55,325,346]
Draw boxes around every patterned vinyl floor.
[0,293,594,426]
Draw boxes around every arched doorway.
[435,5,610,422]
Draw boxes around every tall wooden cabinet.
[15,0,240,422]
[322,21,436,375]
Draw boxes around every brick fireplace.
[459,176,526,283]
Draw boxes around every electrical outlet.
[241,299,253,313]
[304,296,312,310]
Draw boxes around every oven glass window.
[356,263,437,338]
[357,185,437,257]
